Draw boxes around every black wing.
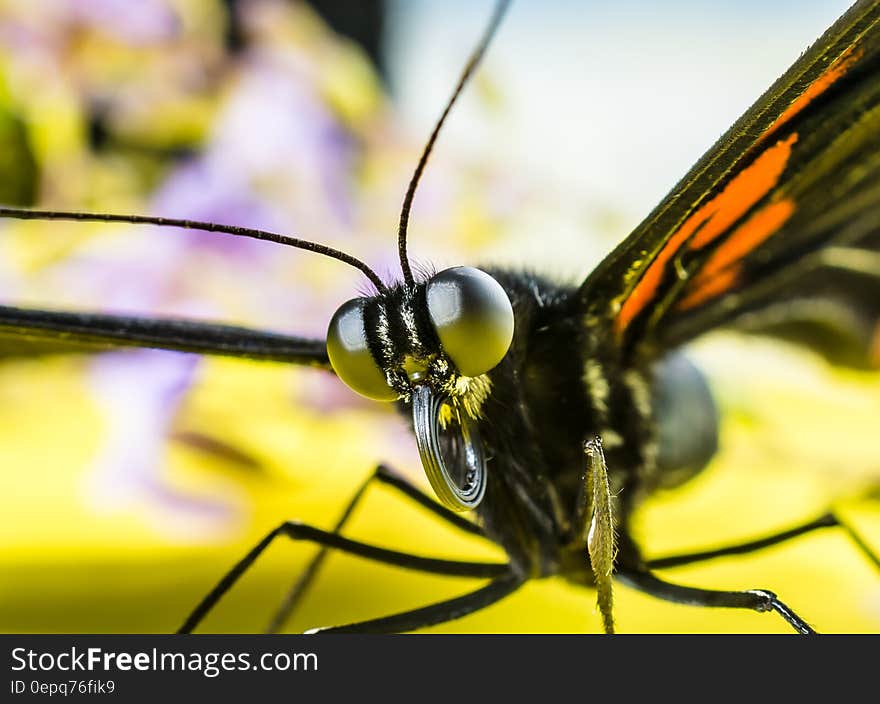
[579,0,880,370]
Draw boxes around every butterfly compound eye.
[327,298,397,401]
[426,266,514,377]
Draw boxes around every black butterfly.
[2,0,880,634]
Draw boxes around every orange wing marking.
[762,45,862,144]
[615,133,797,336]
[676,199,796,311]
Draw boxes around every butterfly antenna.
[396,0,511,287]
[0,206,387,292]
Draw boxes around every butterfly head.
[326,266,514,511]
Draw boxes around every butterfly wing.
[0,305,330,368]
[579,0,880,369]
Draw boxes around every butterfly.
[1,0,879,634]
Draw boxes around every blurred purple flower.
[206,55,357,234]
[85,349,238,539]
[2,0,429,528]
[68,0,179,44]
[0,0,178,55]
[150,159,286,261]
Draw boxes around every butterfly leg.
[646,511,879,571]
[305,572,524,633]
[178,517,508,634]
[265,463,486,633]
[615,566,815,633]
[619,507,880,632]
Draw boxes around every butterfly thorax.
[443,269,719,580]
